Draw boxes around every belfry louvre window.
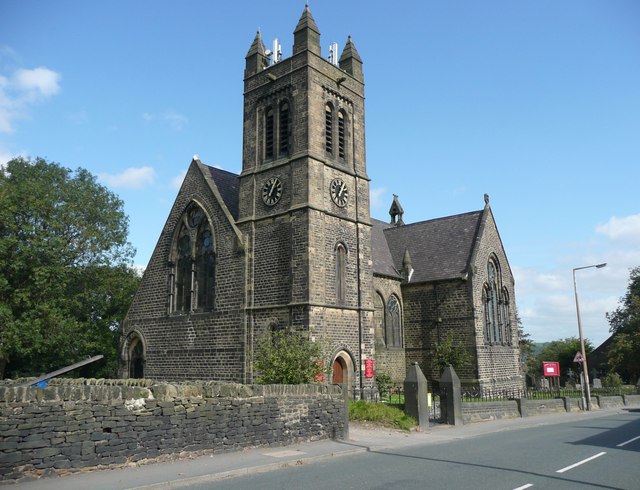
[171,203,215,313]
[325,104,333,154]
[265,107,275,159]
[338,110,346,159]
[279,102,289,156]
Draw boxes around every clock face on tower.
[330,178,348,207]
[262,177,283,206]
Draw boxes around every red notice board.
[365,359,374,379]
[542,361,560,377]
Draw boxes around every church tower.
[237,7,374,391]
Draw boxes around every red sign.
[364,359,374,379]
[542,361,560,377]
[573,351,585,363]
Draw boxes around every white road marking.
[556,452,607,473]
[513,484,534,490]
[617,435,640,447]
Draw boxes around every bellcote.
[389,195,404,226]
[293,5,321,56]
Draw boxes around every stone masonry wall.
[121,162,246,382]
[0,379,346,483]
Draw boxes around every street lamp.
[572,262,607,411]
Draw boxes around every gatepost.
[403,362,429,430]
[440,365,463,426]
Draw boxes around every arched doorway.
[128,336,145,379]
[332,356,347,384]
[332,351,355,396]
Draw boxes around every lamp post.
[572,262,606,411]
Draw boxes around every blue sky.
[2,1,639,347]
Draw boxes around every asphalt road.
[198,409,640,490]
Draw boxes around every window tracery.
[170,203,215,313]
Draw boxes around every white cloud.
[370,187,386,209]
[13,67,61,99]
[170,170,187,190]
[143,112,188,131]
[0,64,61,133]
[596,214,640,243]
[99,166,156,189]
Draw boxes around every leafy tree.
[431,331,473,375]
[606,266,640,383]
[253,328,322,384]
[534,337,593,385]
[517,310,536,377]
[0,157,139,379]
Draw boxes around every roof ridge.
[205,164,240,178]
[381,209,483,231]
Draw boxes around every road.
[194,409,640,490]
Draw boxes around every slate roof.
[373,210,485,283]
[205,166,240,220]
[371,219,401,279]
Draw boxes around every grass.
[348,400,416,431]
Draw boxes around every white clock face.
[330,178,348,207]
[262,177,282,206]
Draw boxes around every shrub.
[602,372,623,388]
[254,328,322,384]
[375,372,393,398]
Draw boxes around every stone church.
[120,7,523,394]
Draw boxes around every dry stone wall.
[0,379,346,483]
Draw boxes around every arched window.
[336,243,346,304]
[265,107,275,159]
[501,287,511,345]
[482,286,491,342]
[338,110,346,159]
[171,203,215,313]
[279,101,289,156]
[325,104,333,154]
[484,258,506,344]
[374,292,385,346]
[386,295,402,347]
[196,224,215,309]
[176,226,192,312]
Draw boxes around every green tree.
[431,331,473,375]
[517,310,536,377]
[606,266,640,383]
[0,157,139,378]
[253,328,322,384]
[534,337,593,384]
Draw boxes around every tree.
[0,157,139,378]
[534,337,593,385]
[431,331,473,375]
[253,328,323,384]
[516,310,536,377]
[606,266,640,383]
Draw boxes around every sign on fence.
[542,361,560,377]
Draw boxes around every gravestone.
[403,362,429,430]
[592,378,602,389]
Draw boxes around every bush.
[602,372,623,388]
[253,328,322,384]
[375,372,393,398]
[348,400,415,431]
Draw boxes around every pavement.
[12,408,631,490]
